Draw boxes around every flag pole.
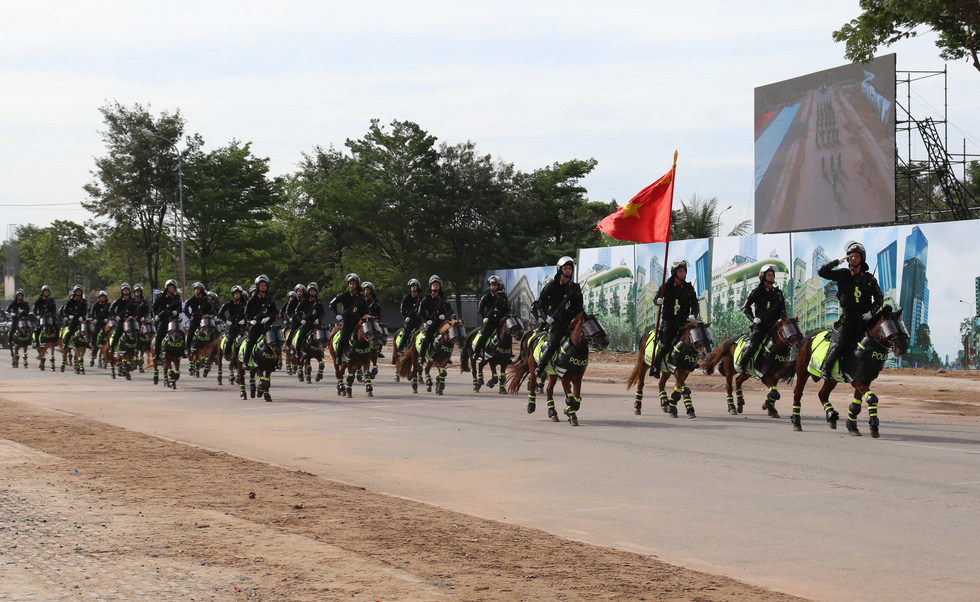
[651,151,678,368]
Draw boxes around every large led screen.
[754,54,896,233]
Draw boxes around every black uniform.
[535,276,584,375]
[132,295,150,320]
[329,290,368,359]
[651,277,700,373]
[153,290,183,358]
[60,296,88,345]
[283,296,302,331]
[398,293,423,351]
[110,296,138,347]
[183,294,211,352]
[89,299,111,344]
[417,291,456,361]
[475,290,508,357]
[243,292,278,364]
[295,295,325,349]
[6,299,30,348]
[218,298,247,354]
[739,282,787,369]
[817,259,883,376]
[32,296,57,345]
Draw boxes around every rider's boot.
[737,343,754,374]
[242,343,253,366]
[649,349,665,378]
[820,341,842,381]
[534,344,552,380]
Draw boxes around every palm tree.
[670,194,751,239]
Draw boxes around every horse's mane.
[438,319,455,334]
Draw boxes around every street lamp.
[716,205,732,237]
[141,128,185,296]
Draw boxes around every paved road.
[3,363,978,601]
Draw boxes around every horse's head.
[681,320,714,358]
[141,319,156,337]
[773,316,804,351]
[263,319,285,352]
[442,319,467,348]
[17,315,35,335]
[358,315,383,346]
[123,317,140,339]
[870,306,910,357]
[39,314,55,333]
[502,316,524,341]
[77,320,96,341]
[198,315,216,337]
[573,313,609,351]
[313,320,331,349]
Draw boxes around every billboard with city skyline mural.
[491,218,980,368]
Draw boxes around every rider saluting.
[153,279,182,359]
[534,257,584,381]
[816,241,883,381]
[737,264,787,373]
[329,274,368,361]
[474,275,508,360]
[242,274,278,365]
[650,260,699,378]
[417,275,456,362]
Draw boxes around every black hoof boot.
[791,414,802,432]
[846,420,861,436]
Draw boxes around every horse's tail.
[778,337,811,384]
[702,338,736,375]
[396,345,416,379]
[506,336,532,396]
[626,332,649,391]
[459,330,476,373]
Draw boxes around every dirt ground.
[2,352,977,601]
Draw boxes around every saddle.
[644,332,698,374]
[806,330,888,383]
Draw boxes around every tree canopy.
[833,1,980,74]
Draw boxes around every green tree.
[833,1,980,74]
[17,221,95,295]
[916,322,932,352]
[182,140,280,288]
[670,194,751,239]
[83,101,202,290]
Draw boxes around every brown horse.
[460,316,523,394]
[507,313,609,426]
[33,313,61,371]
[147,318,186,388]
[104,318,141,380]
[9,316,35,369]
[700,316,803,418]
[289,320,329,384]
[188,315,220,378]
[626,321,713,418]
[330,315,384,397]
[395,319,466,395]
[61,320,98,374]
[236,320,285,402]
[778,306,909,437]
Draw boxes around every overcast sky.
[3,1,979,242]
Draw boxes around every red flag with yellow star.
[595,159,675,243]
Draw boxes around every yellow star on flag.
[622,200,642,219]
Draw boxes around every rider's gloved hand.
[425,320,433,327]
[261,317,270,325]
[840,256,848,264]
[753,317,761,324]
[688,315,696,322]
[300,319,306,325]
[546,315,555,325]
[438,314,445,320]
[250,319,257,325]
[483,318,489,324]
[654,298,663,306]
[862,311,873,321]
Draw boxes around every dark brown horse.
[778,306,909,437]
[700,316,803,418]
[460,316,523,394]
[104,318,141,380]
[507,313,609,426]
[236,320,285,402]
[395,319,466,395]
[331,315,384,397]
[626,321,713,418]
[148,318,186,388]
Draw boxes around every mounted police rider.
[534,257,584,380]
[109,283,137,350]
[153,279,182,359]
[132,284,150,322]
[33,285,57,346]
[295,282,325,351]
[737,264,787,373]
[89,290,110,345]
[284,284,306,332]
[207,291,220,315]
[650,260,699,378]
[183,282,210,354]
[283,290,298,326]
[474,275,508,360]
[242,274,278,365]
[816,241,883,381]
[60,285,87,346]
[6,289,30,352]
[217,285,247,356]
[417,275,456,363]
[362,282,383,357]
[329,274,368,361]
[398,278,423,353]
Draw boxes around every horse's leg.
[676,370,695,418]
[496,361,507,395]
[472,356,482,392]
[846,381,876,437]
[658,373,671,414]
[725,358,740,414]
[760,371,781,418]
[634,356,647,416]
[816,380,840,430]
[364,361,374,397]
[249,367,257,398]
[563,376,580,426]
[170,358,181,389]
[486,359,498,389]
[425,362,433,392]
[436,365,447,395]
[526,357,538,414]
[316,358,324,382]
[305,358,313,384]
[346,367,355,398]
[545,375,559,422]
[262,369,273,403]
[238,364,247,399]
